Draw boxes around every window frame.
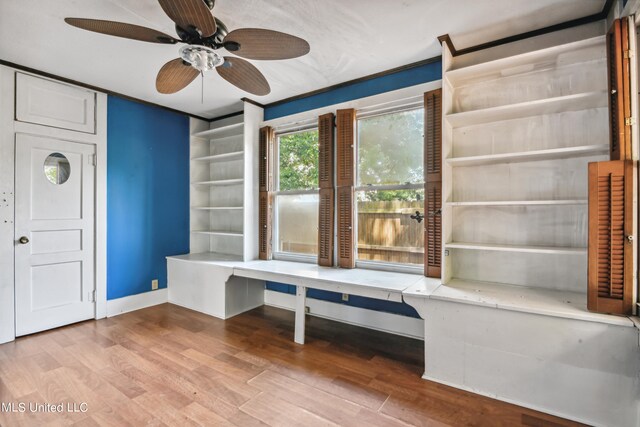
[272,126,320,263]
[353,104,426,274]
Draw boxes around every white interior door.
[15,133,95,336]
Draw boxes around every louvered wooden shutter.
[424,89,442,278]
[336,109,356,268]
[336,109,356,187]
[318,113,335,266]
[259,126,274,260]
[318,188,335,266]
[258,192,272,260]
[607,18,632,161]
[337,187,355,268]
[588,160,635,315]
[259,126,274,192]
[318,113,335,189]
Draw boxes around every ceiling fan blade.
[64,18,178,44]
[156,58,199,94]
[217,57,270,96]
[158,0,217,37]
[223,28,310,60]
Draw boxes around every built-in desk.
[167,254,438,343]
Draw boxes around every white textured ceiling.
[0,0,604,119]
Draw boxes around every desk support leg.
[295,285,306,344]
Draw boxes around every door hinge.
[624,49,634,59]
[88,290,96,302]
[89,154,96,166]
[625,117,636,126]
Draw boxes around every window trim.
[354,104,426,270]
[273,127,320,262]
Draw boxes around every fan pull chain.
[200,71,204,104]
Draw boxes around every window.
[356,108,425,267]
[274,128,320,259]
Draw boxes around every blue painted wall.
[267,282,420,317]
[264,59,442,120]
[107,96,190,300]
[265,57,442,319]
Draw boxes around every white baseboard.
[106,288,168,317]
[265,289,424,340]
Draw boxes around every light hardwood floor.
[0,304,583,426]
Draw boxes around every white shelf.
[192,230,244,237]
[446,36,605,86]
[168,252,243,263]
[417,278,634,328]
[446,242,586,255]
[191,151,243,162]
[191,122,243,139]
[446,200,587,207]
[191,178,244,186]
[191,206,244,211]
[447,144,608,167]
[446,91,607,127]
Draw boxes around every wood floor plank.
[181,348,259,382]
[98,367,147,400]
[249,369,403,426]
[181,402,233,426]
[0,304,583,427]
[240,392,339,427]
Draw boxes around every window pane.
[278,130,319,191]
[276,194,319,255]
[357,109,424,186]
[357,190,424,265]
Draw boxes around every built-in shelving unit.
[189,102,263,261]
[441,35,609,293]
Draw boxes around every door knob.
[18,236,29,244]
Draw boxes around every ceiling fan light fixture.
[179,45,224,72]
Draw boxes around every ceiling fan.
[64,0,310,97]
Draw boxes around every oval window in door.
[44,153,71,185]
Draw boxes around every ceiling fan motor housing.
[175,17,228,47]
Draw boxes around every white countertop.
[405,278,634,328]
[167,254,635,327]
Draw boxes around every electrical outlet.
[342,293,349,302]
[151,279,158,290]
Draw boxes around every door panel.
[30,229,82,254]
[15,133,95,336]
[31,261,83,310]
[15,73,96,134]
